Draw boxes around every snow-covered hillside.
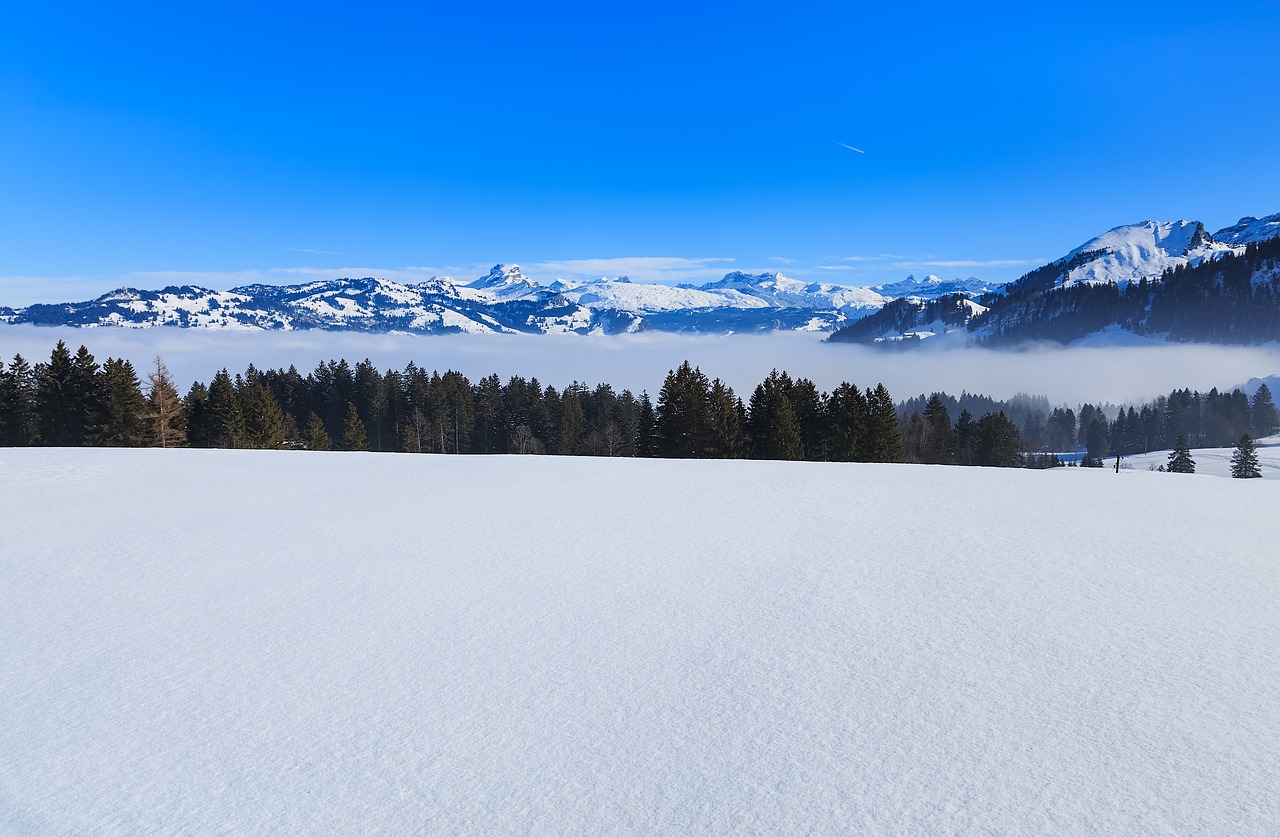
[1060,220,1233,287]
[3,449,1277,833]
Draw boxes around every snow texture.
[2,449,1278,834]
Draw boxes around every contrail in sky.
[835,142,865,153]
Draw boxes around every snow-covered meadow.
[2,449,1278,833]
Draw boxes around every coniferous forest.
[2,339,1276,471]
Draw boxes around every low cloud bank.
[2,325,1277,407]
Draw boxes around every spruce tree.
[861,383,904,463]
[35,341,78,446]
[241,382,287,449]
[973,411,1024,467]
[655,362,712,458]
[1166,435,1195,473]
[305,412,332,451]
[825,382,866,462]
[0,354,38,445]
[341,403,369,451]
[1251,383,1279,437]
[1230,434,1262,478]
[747,370,803,460]
[635,392,656,457]
[205,369,246,448]
[96,358,147,446]
[954,409,976,466]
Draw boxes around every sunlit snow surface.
[2,449,1278,834]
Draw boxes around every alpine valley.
[3,212,1278,346]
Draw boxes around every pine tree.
[205,369,245,448]
[1251,383,1279,437]
[559,388,585,455]
[861,383,904,463]
[747,370,803,460]
[635,392,656,457]
[922,393,955,464]
[241,382,287,449]
[305,412,332,451]
[1230,434,1262,478]
[1166,435,1195,473]
[96,358,147,446]
[825,382,866,462]
[341,403,368,451]
[0,353,39,445]
[973,411,1023,467]
[143,356,187,447]
[656,361,712,458]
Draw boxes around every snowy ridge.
[871,274,995,299]
[1059,220,1233,287]
[1213,212,1280,246]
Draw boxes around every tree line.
[0,341,913,463]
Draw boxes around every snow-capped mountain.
[829,211,1280,346]
[870,274,995,299]
[0,266,900,335]
[1212,212,1280,247]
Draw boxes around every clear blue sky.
[3,1,1279,303]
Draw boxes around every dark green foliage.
[305,412,332,451]
[862,384,905,462]
[635,392,656,457]
[1167,436,1195,473]
[747,370,803,461]
[241,382,287,449]
[205,370,245,448]
[921,394,954,464]
[1251,383,1279,437]
[0,354,39,445]
[96,358,147,446]
[1230,434,1262,478]
[341,403,368,451]
[34,341,79,446]
[973,411,1023,467]
[825,382,866,461]
[656,362,713,458]
[953,409,976,465]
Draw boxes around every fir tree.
[205,369,246,448]
[635,392,656,457]
[1166,435,1195,473]
[825,382,866,461]
[922,393,955,464]
[973,411,1023,467]
[954,409,976,466]
[747,370,803,460]
[656,362,712,458]
[96,358,147,446]
[861,384,904,463]
[305,412,332,451]
[341,403,368,451]
[1250,383,1279,437]
[0,354,38,445]
[241,382,287,449]
[1230,434,1262,478]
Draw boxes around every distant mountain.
[0,265,947,336]
[829,213,1280,346]
[870,274,995,299]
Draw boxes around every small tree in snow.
[1167,436,1195,474]
[1230,434,1262,479]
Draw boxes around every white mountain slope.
[1059,220,1234,287]
[2,448,1277,833]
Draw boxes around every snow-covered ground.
[2,449,1277,834]
[1122,434,1280,479]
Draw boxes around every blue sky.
[3,1,1279,303]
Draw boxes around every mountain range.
[2,212,1277,343]
[828,213,1280,346]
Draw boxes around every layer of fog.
[2,325,1278,407]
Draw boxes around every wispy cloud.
[892,259,1044,269]
[834,141,865,154]
[286,247,343,256]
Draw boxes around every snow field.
[1,449,1278,834]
